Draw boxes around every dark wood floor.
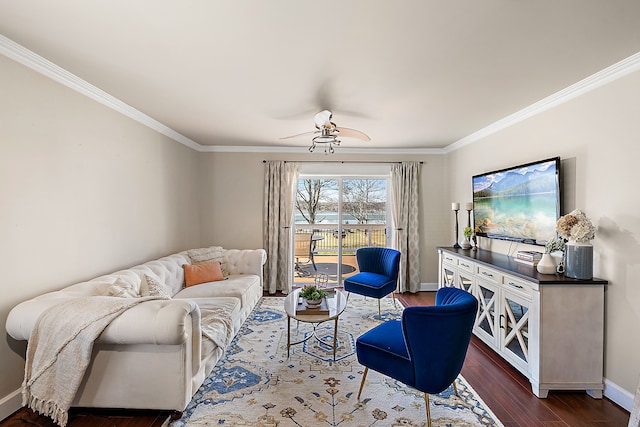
[1,291,630,427]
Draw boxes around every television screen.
[472,157,561,246]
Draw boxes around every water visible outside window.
[293,177,388,287]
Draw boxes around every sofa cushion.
[188,246,229,277]
[183,262,224,287]
[173,274,259,310]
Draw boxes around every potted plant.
[299,285,328,308]
[545,236,565,254]
[461,226,473,249]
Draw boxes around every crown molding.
[0,35,203,152]
[3,34,638,156]
[445,51,640,153]
[198,144,445,155]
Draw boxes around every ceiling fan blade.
[280,131,318,140]
[335,127,371,141]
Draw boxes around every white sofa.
[5,246,266,414]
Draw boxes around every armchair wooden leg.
[453,380,459,397]
[378,299,381,318]
[357,367,369,400]
[424,393,431,427]
[391,292,398,308]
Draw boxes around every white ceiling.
[1,1,639,152]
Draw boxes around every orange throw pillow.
[183,261,224,287]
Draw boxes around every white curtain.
[263,161,299,294]
[390,162,421,293]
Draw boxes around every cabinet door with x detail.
[499,289,531,374]
[474,279,499,348]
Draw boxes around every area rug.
[170,296,504,427]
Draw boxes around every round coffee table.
[284,288,347,360]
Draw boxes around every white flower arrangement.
[556,209,596,243]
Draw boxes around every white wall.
[0,54,203,409]
[446,69,640,406]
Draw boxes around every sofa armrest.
[7,297,200,346]
[224,249,267,278]
[6,293,77,341]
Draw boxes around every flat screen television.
[472,157,561,246]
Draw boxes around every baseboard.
[0,388,22,421]
[420,282,438,292]
[604,377,634,412]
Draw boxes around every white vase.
[536,253,557,274]
[565,241,593,280]
[460,237,471,249]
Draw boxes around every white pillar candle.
[452,202,460,211]
[465,202,473,211]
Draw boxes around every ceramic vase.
[565,241,593,280]
[460,237,471,249]
[536,253,557,274]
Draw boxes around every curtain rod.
[262,160,423,164]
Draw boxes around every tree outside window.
[295,179,337,224]
[342,179,386,224]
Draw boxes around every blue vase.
[564,242,593,280]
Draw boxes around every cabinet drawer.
[477,265,502,283]
[457,258,475,273]
[442,253,458,265]
[502,276,534,298]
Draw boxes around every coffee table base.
[287,316,339,361]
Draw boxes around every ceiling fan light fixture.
[312,134,338,144]
[281,110,367,154]
[309,135,340,154]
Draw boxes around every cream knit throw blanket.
[22,295,163,427]
[200,306,234,350]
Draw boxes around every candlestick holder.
[466,209,472,229]
[452,209,461,248]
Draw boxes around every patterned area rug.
[170,296,504,427]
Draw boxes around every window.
[293,167,390,287]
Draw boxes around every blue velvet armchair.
[343,247,401,317]
[356,287,478,427]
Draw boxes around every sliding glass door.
[293,176,389,287]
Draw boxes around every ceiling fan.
[280,110,370,154]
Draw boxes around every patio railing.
[295,224,388,256]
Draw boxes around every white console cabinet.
[438,247,607,399]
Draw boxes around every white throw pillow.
[141,274,172,299]
[107,278,140,298]
[187,246,229,277]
